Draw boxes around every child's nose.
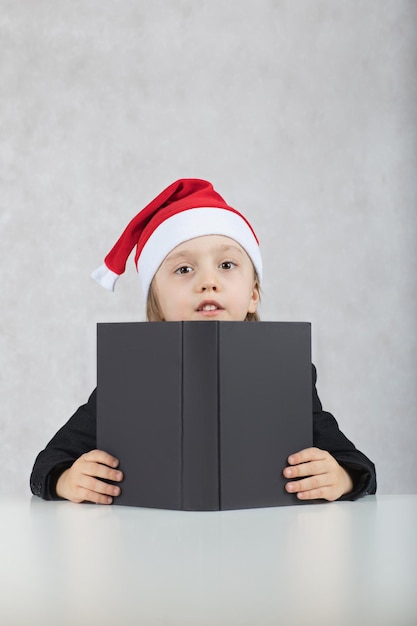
[202,282,217,291]
[199,275,219,292]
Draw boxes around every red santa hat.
[91,178,262,297]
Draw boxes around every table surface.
[1,494,416,626]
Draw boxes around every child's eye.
[175,266,193,275]
[220,261,236,270]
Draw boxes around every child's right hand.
[55,450,123,504]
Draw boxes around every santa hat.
[91,178,262,297]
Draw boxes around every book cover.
[97,321,312,510]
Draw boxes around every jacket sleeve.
[311,365,377,500]
[30,389,98,500]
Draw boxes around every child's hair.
[146,274,261,322]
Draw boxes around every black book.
[97,321,312,510]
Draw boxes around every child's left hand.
[283,447,353,501]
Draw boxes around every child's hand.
[55,450,123,504]
[283,447,353,501]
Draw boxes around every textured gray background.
[1,0,416,496]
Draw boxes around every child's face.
[152,235,260,322]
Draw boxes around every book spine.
[181,322,220,510]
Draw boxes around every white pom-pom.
[91,264,120,292]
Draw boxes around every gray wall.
[2,0,416,496]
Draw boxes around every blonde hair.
[146,275,261,322]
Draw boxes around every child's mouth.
[196,301,224,312]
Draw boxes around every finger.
[294,486,340,502]
[283,459,326,479]
[285,473,331,496]
[80,490,115,505]
[78,475,122,502]
[287,447,327,466]
[81,461,123,483]
[91,494,114,505]
[80,449,120,468]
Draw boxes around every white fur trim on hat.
[138,207,262,297]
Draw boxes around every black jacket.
[30,366,376,501]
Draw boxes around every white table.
[1,495,416,625]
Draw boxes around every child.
[30,179,376,505]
